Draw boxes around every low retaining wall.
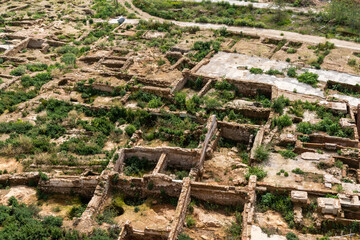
[122,147,200,170]
[218,121,258,143]
[191,182,248,205]
[39,176,99,198]
[309,134,358,148]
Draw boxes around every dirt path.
[121,0,360,52]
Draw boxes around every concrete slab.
[196,52,324,97]
[332,94,360,108]
[251,225,286,240]
[319,101,347,114]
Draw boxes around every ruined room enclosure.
[2,3,360,239]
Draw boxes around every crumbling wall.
[4,38,30,56]
[168,178,191,240]
[191,182,248,205]
[242,175,257,240]
[309,134,358,148]
[0,172,40,186]
[122,147,200,170]
[218,121,258,143]
[38,176,99,198]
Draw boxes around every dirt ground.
[183,204,236,240]
[203,149,248,186]
[0,156,23,173]
[111,198,176,231]
[0,186,37,205]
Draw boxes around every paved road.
[119,0,360,51]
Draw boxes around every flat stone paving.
[196,52,360,101]
[196,52,324,97]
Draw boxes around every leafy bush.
[0,90,37,115]
[191,40,220,61]
[125,124,136,136]
[250,67,263,74]
[61,53,76,66]
[279,150,297,159]
[271,95,290,115]
[254,145,270,162]
[178,233,193,240]
[272,114,292,130]
[245,166,267,181]
[10,65,26,76]
[266,69,283,75]
[296,121,313,134]
[148,97,163,108]
[297,72,319,87]
[292,168,304,174]
[26,63,48,72]
[92,0,128,19]
[287,67,297,77]
[226,211,242,237]
[124,156,153,177]
[286,232,299,240]
[21,72,52,89]
[258,193,294,228]
[186,215,196,228]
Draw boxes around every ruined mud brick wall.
[242,175,257,240]
[250,127,265,163]
[256,182,338,197]
[309,134,359,148]
[2,36,65,57]
[111,174,183,198]
[28,164,104,173]
[120,224,168,240]
[38,176,99,198]
[183,70,274,98]
[0,172,40,186]
[3,38,30,56]
[168,178,191,240]
[198,115,217,173]
[218,121,258,143]
[214,105,271,120]
[122,147,200,170]
[75,173,112,233]
[191,182,248,205]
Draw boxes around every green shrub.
[254,145,270,162]
[279,150,297,159]
[296,121,313,134]
[93,0,128,19]
[26,63,48,72]
[226,211,242,237]
[286,232,299,240]
[250,67,263,74]
[286,48,296,54]
[39,171,49,181]
[265,69,283,75]
[186,215,196,228]
[10,65,26,76]
[125,124,136,136]
[61,53,77,66]
[272,114,292,130]
[271,95,290,114]
[178,233,193,240]
[245,166,267,181]
[287,67,297,77]
[258,193,294,227]
[297,72,319,87]
[124,156,153,177]
[292,168,304,174]
[148,97,163,108]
